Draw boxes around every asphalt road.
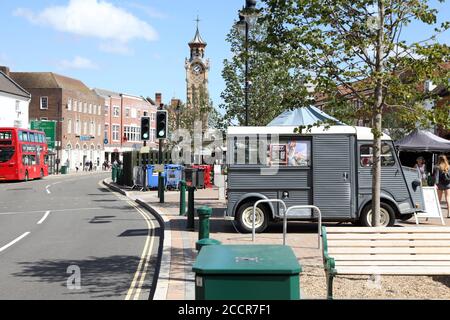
[0,173,162,300]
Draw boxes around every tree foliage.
[220,17,313,126]
[259,0,449,225]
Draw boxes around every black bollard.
[187,186,195,231]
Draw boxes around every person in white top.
[414,156,427,183]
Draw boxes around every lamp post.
[236,0,258,127]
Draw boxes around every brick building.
[94,89,158,163]
[11,71,105,172]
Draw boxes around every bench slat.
[328,240,450,247]
[326,227,450,233]
[328,247,450,254]
[327,233,450,240]
[336,261,450,266]
[331,254,450,261]
[335,266,450,275]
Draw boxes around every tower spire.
[189,15,206,46]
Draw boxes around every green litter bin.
[60,166,68,175]
[192,245,301,300]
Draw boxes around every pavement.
[0,172,161,300]
[103,178,450,300]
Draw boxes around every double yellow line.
[124,200,156,300]
[99,181,156,300]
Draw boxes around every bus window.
[20,131,29,142]
[29,132,35,143]
[22,155,29,166]
[0,147,15,163]
[29,155,36,165]
[39,134,44,143]
[0,131,12,140]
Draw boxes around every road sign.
[30,120,57,150]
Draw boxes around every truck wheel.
[360,203,395,227]
[235,201,269,233]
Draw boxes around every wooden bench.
[322,226,450,299]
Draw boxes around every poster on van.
[287,140,310,167]
[268,144,287,166]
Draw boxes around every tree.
[260,0,449,226]
[221,17,312,126]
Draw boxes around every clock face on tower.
[192,63,203,75]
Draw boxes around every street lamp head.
[235,12,247,36]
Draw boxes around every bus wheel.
[360,203,395,227]
[24,171,29,182]
[235,201,269,233]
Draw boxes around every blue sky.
[0,0,448,111]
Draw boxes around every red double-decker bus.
[0,127,49,181]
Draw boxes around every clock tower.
[185,18,210,112]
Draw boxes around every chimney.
[155,93,162,106]
[0,66,10,76]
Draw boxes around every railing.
[252,199,287,244]
[252,200,322,249]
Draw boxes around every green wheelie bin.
[192,245,301,300]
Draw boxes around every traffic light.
[156,110,168,139]
[141,116,150,141]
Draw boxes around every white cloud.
[58,56,98,70]
[14,0,158,43]
[126,2,167,19]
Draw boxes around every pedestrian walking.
[89,160,93,172]
[433,155,450,217]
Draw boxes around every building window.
[104,105,109,116]
[84,103,87,113]
[84,122,87,134]
[137,110,141,118]
[112,125,120,141]
[68,98,72,111]
[40,97,48,110]
[97,124,101,136]
[89,104,92,114]
[104,124,109,139]
[124,126,141,142]
[143,111,148,117]
[125,108,130,118]
[93,105,97,115]
[67,119,72,134]
[73,100,77,112]
[90,121,95,135]
[151,113,156,121]
[15,100,20,112]
[113,106,120,117]
[150,129,156,142]
[131,108,137,118]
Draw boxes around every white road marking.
[0,232,31,253]
[0,207,104,215]
[37,211,51,225]
[45,185,51,194]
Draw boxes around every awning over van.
[267,106,344,126]
[395,129,450,152]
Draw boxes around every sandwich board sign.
[414,186,445,225]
